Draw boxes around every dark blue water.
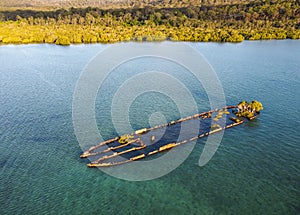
[0,41,299,214]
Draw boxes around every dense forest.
[0,0,255,10]
[0,0,299,45]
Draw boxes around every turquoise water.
[0,41,299,214]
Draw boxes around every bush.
[55,36,70,45]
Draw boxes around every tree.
[248,100,263,113]
[236,100,263,119]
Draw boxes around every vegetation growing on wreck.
[235,100,263,119]
[118,134,134,144]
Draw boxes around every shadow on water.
[244,118,261,129]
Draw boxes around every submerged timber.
[81,101,263,167]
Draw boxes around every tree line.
[0,0,258,10]
[0,0,299,45]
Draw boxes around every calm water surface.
[0,41,299,214]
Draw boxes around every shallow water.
[0,41,299,214]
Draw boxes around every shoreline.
[1,38,299,46]
[1,1,299,45]
[0,26,300,46]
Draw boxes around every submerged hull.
[80,105,255,167]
